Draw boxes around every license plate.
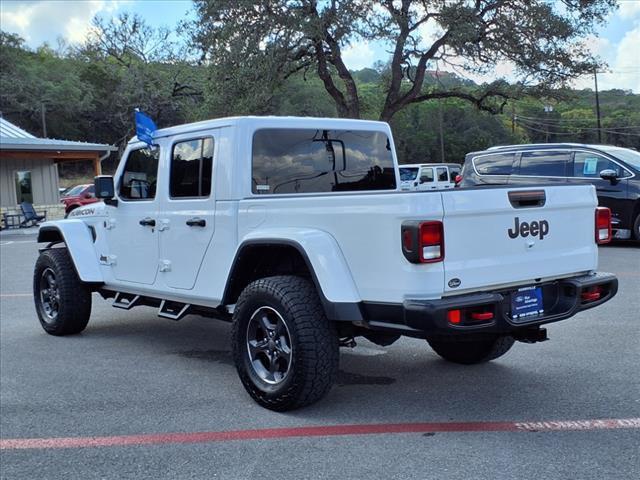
[511,286,544,320]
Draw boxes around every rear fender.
[37,221,103,282]
[235,228,362,320]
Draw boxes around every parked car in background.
[399,163,461,191]
[458,144,640,240]
[60,184,98,216]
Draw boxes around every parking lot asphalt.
[1,237,638,480]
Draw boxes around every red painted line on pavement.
[2,418,638,451]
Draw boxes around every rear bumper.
[359,272,618,338]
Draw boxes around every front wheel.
[427,335,515,365]
[33,248,91,335]
[633,213,640,241]
[231,276,339,411]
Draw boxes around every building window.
[252,129,396,194]
[15,171,33,204]
[170,137,214,198]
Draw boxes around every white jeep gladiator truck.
[33,116,618,411]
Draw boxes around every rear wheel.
[633,213,640,241]
[231,275,339,411]
[33,248,91,335]
[427,335,515,365]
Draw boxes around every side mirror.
[599,169,618,183]
[94,175,117,206]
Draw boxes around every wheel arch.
[37,223,103,283]
[223,233,362,322]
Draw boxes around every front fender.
[239,227,361,304]
[37,220,103,283]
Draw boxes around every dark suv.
[458,143,640,240]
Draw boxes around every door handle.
[139,217,156,227]
[186,217,206,227]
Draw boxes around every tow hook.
[513,328,548,344]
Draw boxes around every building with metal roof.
[0,118,115,209]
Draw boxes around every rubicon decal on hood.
[508,217,549,240]
[70,208,96,217]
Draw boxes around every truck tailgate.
[441,185,598,294]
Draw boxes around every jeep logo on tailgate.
[508,217,549,240]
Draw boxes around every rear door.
[435,166,452,189]
[441,185,598,294]
[159,134,216,290]
[509,150,569,186]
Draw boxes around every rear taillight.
[401,220,445,263]
[595,207,612,244]
[581,285,602,303]
[454,174,462,185]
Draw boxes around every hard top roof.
[128,116,390,144]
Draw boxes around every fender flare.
[226,228,363,321]
[37,221,103,283]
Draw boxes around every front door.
[106,145,161,285]
[159,134,216,290]
[570,151,630,227]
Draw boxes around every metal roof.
[0,117,36,139]
[0,118,115,152]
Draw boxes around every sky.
[1,0,639,92]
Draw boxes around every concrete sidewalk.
[0,226,39,237]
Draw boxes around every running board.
[113,292,140,310]
[158,300,191,321]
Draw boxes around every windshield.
[64,185,85,196]
[602,147,640,170]
[399,167,419,181]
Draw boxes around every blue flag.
[134,109,157,146]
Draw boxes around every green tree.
[188,0,616,121]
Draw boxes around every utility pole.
[544,104,553,143]
[594,67,602,143]
[438,99,445,162]
[41,103,47,138]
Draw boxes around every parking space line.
[0,293,32,298]
[2,418,638,451]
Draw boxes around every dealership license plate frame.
[511,286,544,321]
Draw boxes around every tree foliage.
[188,0,616,120]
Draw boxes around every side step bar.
[113,292,140,310]
[158,300,191,321]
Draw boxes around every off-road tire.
[427,335,515,365]
[231,275,339,411]
[33,248,91,335]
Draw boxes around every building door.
[14,171,33,203]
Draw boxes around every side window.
[252,129,396,194]
[436,167,448,182]
[573,152,626,178]
[170,137,214,198]
[119,147,159,200]
[449,166,460,183]
[519,151,569,177]
[420,167,434,183]
[85,185,95,197]
[474,154,515,175]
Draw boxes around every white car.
[399,163,461,191]
[34,116,618,410]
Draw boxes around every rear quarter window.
[473,153,516,175]
[252,129,396,194]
